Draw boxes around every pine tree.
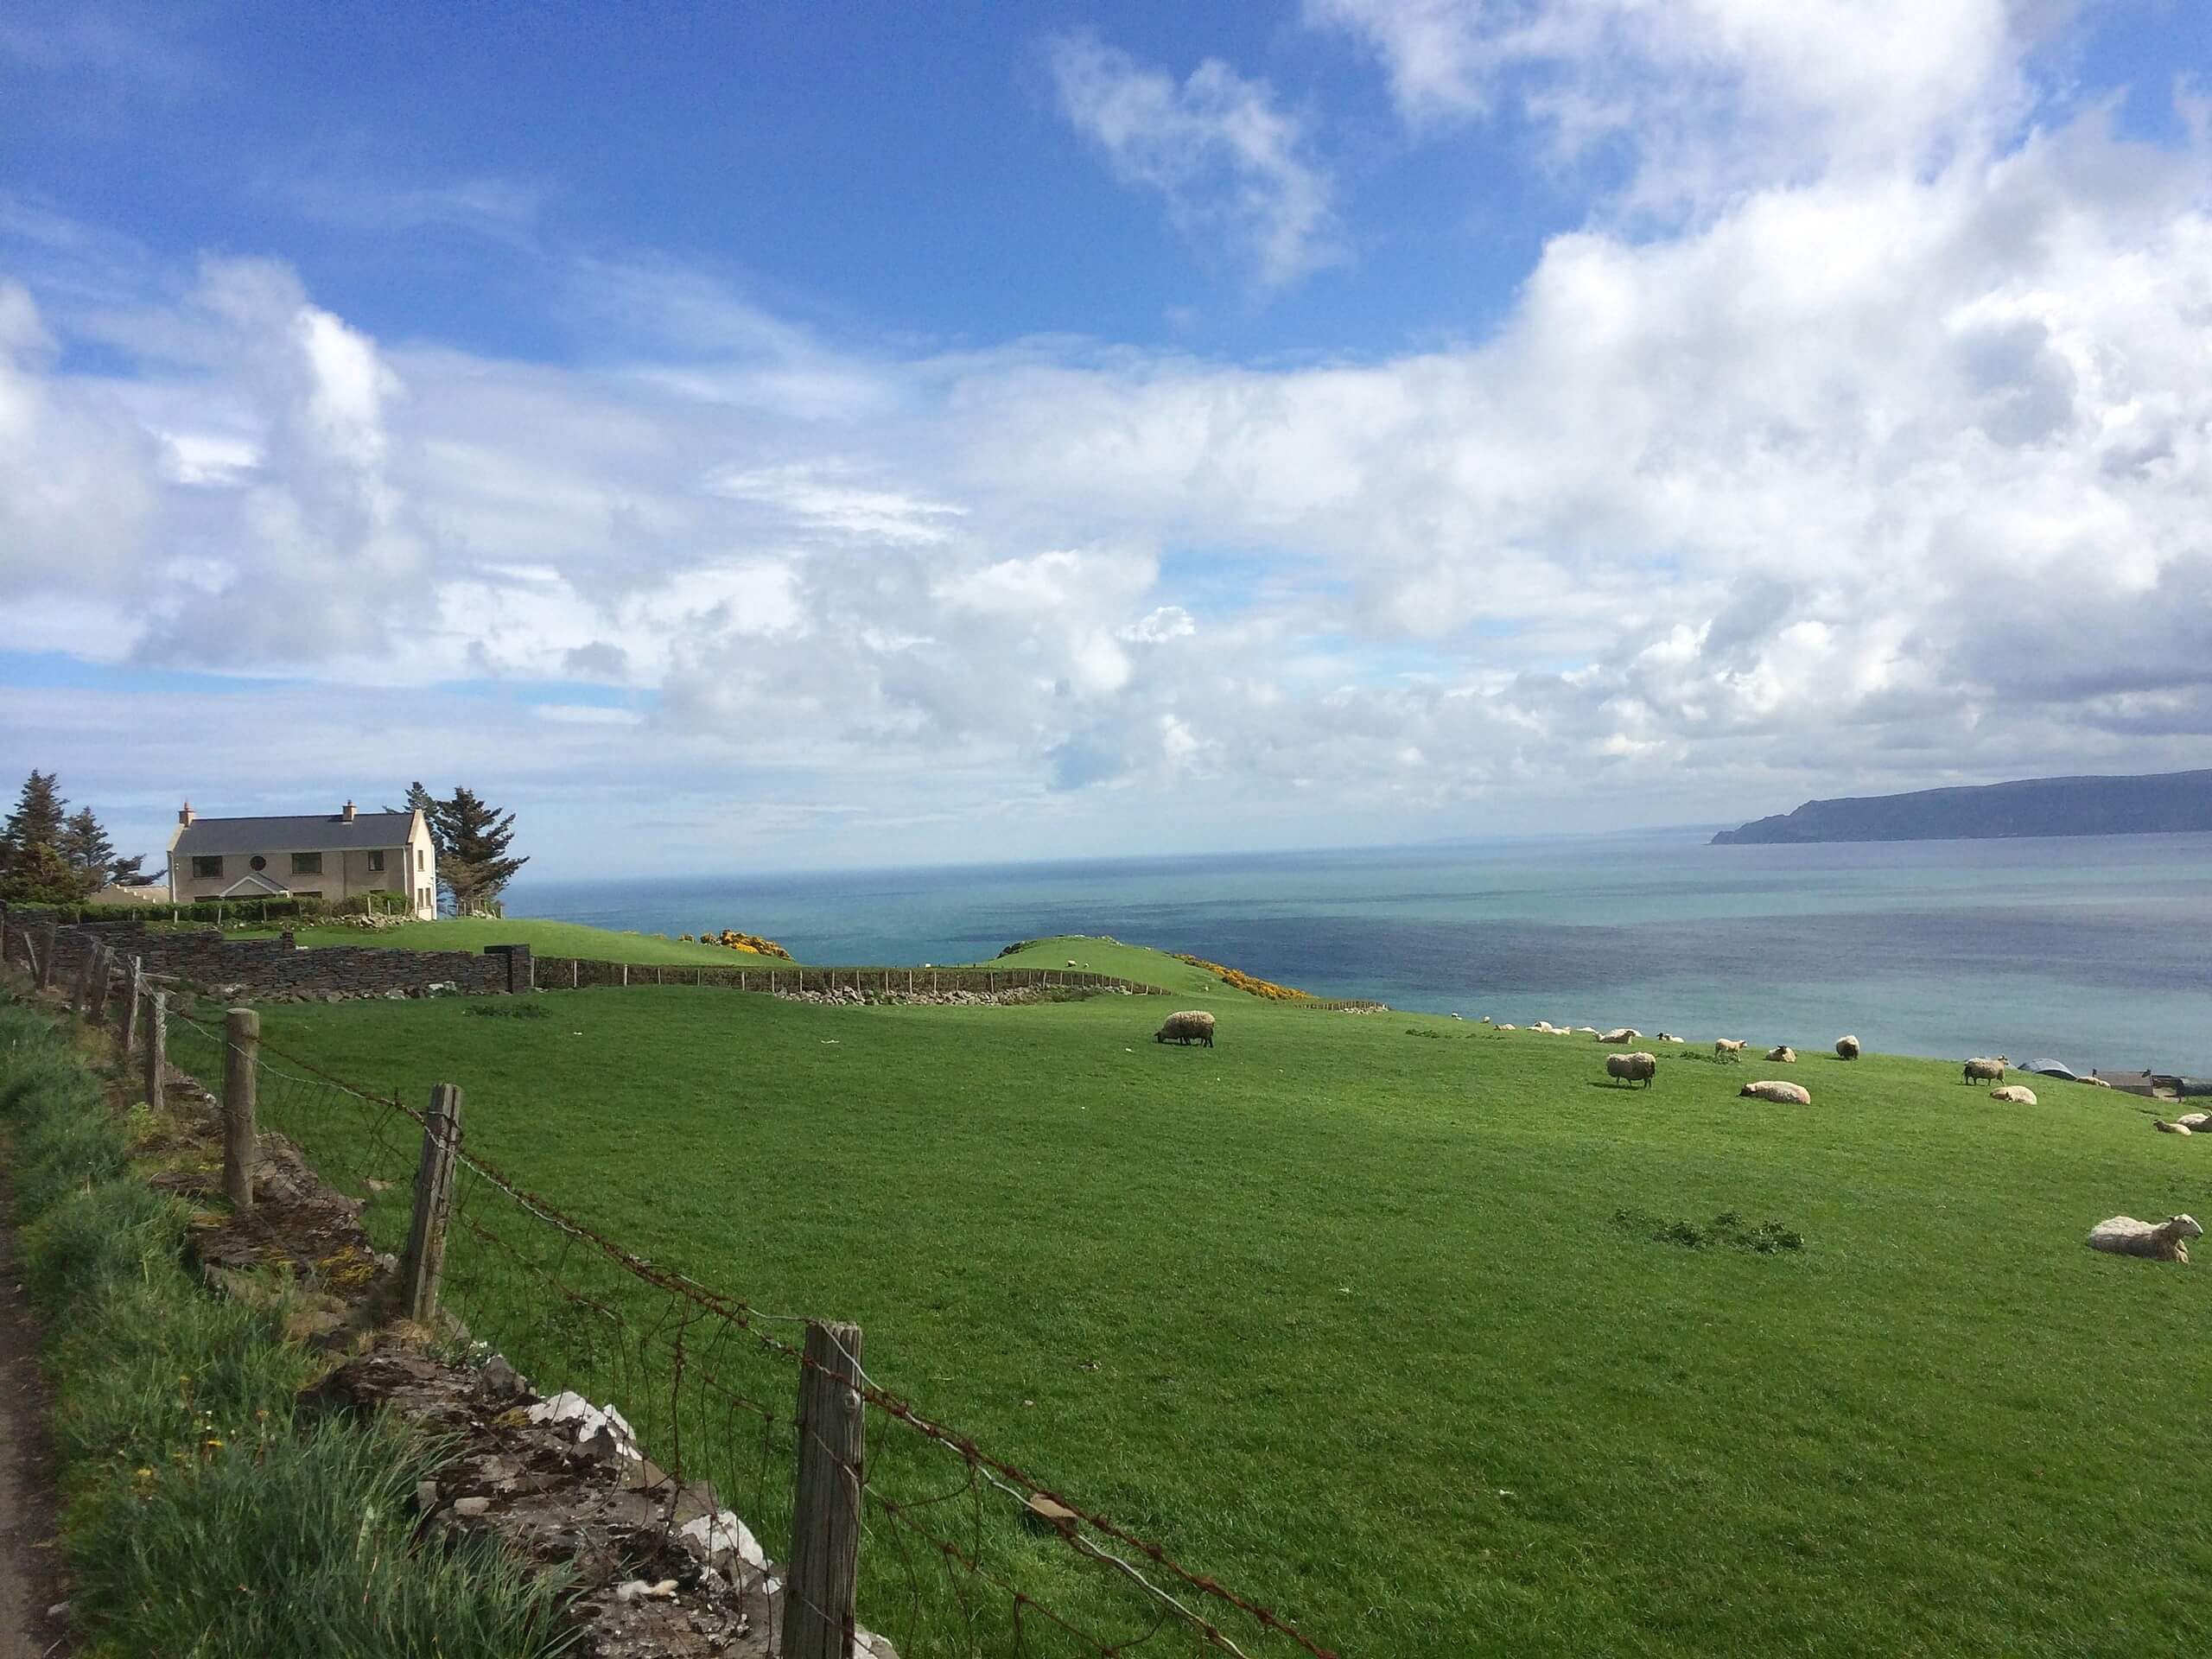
[0,770,67,876]
[434,786,528,914]
[59,808,115,880]
[0,841,87,906]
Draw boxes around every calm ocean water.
[510,829,2212,1074]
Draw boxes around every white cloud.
[6,81,2212,855]
[1048,32,1343,289]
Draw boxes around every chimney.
[342,800,356,823]
[179,801,194,826]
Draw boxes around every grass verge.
[0,990,576,1659]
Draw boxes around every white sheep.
[2175,1112,2212,1133]
[1154,1010,1217,1047]
[1962,1056,2008,1084]
[1596,1027,1641,1044]
[1654,1032,1683,1044]
[1739,1079,1811,1105]
[1605,1052,1657,1088]
[1988,1085,2037,1105]
[2085,1214,2202,1262]
[1766,1045,1796,1064]
[2153,1119,2192,1135]
[1834,1035,1860,1060]
[1713,1039,1747,1061]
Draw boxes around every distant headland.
[1711,768,2212,845]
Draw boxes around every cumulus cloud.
[1047,31,1342,289]
[5,48,2212,859]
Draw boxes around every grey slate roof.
[174,810,416,855]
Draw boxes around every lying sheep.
[1655,1032,1683,1044]
[1962,1057,2008,1084]
[1740,1079,1811,1105]
[1989,1085,2037,1105]
[2081,1076,2112,1088]
[1835,1035,1860,1060]
[1154,1010,1217,1048]
[2085,1214,2202,1262]
[2176,1112,2212,1133]
[1713,1039,1747,1061]
[1596,1027,1641,1044]
[1605,1052,1657,1088]
[2154,1119,2192,1135]
[1766,1046,1796,1064]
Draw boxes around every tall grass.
[0,993,576,1659]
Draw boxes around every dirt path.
[0,1184,67,1659]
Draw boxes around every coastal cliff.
[1712,768,2212,845]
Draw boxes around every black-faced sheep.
[1154,1010,1217,1047]
[2085,1214,2202,1262]
[1835,1035,1860,1060]
[1605,1052,1657,1088]
[2153,1118,2192,1135]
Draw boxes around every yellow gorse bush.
[1172,953,1314,1001]
[677,928,795,960]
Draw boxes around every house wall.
[167,842,412,908]
[404,812,437,919]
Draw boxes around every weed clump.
[1611,1207,1805,1254]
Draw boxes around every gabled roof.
[218,870,291,898]
[175,810,416,855]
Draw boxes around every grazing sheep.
[1766,1046,1796,1064]
[1989,1085,2037,1105]
[1605,1052,1658,1088]
[1835,1035,1860,1060]
[1962,1057,2008,1085]
[1154,1010,1217,1048]
[2085,1214,2202,1262]
[1596,1027,1641,1044]
[1739,1079,1811,1105]
[1713,1039,1747,1061]
[2154,1119,2192,1135]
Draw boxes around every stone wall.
[0,912,505,1001]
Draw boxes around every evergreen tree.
[0,841,87,906]
[59,808,115,881]
[0,770,67,875]
[434,786,528,914]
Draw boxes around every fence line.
[140,1003,1339,1659]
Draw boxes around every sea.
[507,828,2212,1075]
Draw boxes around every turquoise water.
[511,829,2212,1073]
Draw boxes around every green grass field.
[228,915,789,966]
[195,938,2212,1656]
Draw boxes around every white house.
[166,801,438,919]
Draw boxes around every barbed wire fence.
[137,995,1340,1659]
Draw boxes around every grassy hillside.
[234,916,790,966]
[189,988,2212,1656]
[982,933,1223,995]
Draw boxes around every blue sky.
[4,1,2210,877]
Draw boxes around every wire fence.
[151,1002,1341,1659]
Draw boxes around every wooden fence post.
[620,963,629,988]
[222,1007,258,1211]
[117,957,140,1052]
[399,1084,462,1325]
[36,921,58,990]
[86,944,115,1024]
[784,1319,865,1659]
[143,989,165,1113]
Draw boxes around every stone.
[452,1496,492,1517]
[416,1480,441,1512]
[480,1354,525,1398]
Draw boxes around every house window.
[250,855,267,872]
[291,852,323,876]
[416,849,425,871]
[191,855,223,880]
[366,849,385,873]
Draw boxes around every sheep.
[2081,1076,2112,1088]
[2085,1214,2202,1263]
[1154,1010,1217,1048]
[2176,1112,2212,1133]
[1655,1032,1683,1044]
[1989,1085,2037,1105]
[1713,1039,1747,1061]
[2153,1119,2192,1135]
[1835,1035,1860,1060]
[1497,1023,1517,1031]
[1739,1079,1811,1105]
[1961,1057,2008,1085]
[1766,1045,1796,1064]
[1596,1027,1641,1044]
[1605,1052,1658,1088]
[1066,959,1077,969]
